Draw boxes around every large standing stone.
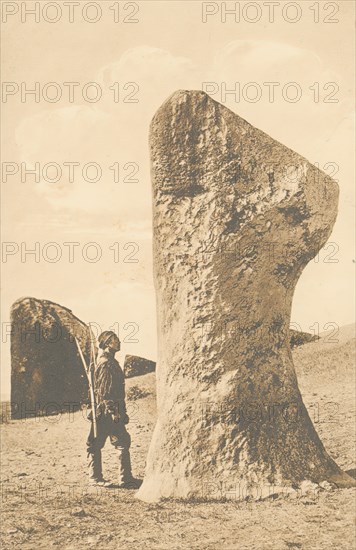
[11,297,93,419]
[137,90,354,502]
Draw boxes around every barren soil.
[1,325,355,550]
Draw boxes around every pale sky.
[1,0,355,398]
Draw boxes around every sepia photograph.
[1,1,355,549]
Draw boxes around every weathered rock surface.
[11,297,93,419]
[124,355,156,378]
[137,90,354,502]
[123,336,304,378]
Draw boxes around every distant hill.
[293,323,355,379]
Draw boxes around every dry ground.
[1,325,355,550]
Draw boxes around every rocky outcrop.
[289,330,319,349]
[137,90,354,502]
[11,297,94,419]
[124,355,156,378]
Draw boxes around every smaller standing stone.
[123,355,156,378]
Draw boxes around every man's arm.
[94,360,117,415]
[116,367,129,423]
[95,359,129,422]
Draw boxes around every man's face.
[108,334,121,352]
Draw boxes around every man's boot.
[88,450,106,484]
[117,448,141,489]
[88,448,102,479]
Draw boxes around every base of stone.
[136,471,356,503]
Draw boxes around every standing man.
[86,330,141,488]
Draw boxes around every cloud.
[99,45,194,81]
[208,39,347,156]
[13,41,352,228]
[213,40,324,81]
[13,46,200,221]
[98,45,197,111]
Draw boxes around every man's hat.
[98,330,118,350]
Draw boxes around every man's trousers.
[86,413,133,484]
